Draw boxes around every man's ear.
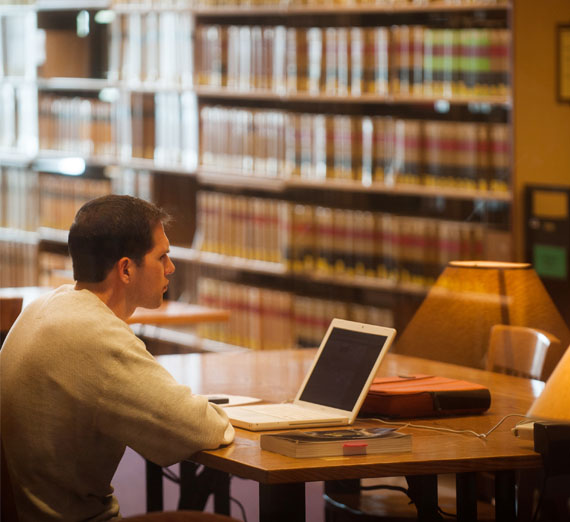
[117,257,132,284]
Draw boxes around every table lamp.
[527,344,570,422]
[394,261,570,379]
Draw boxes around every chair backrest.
[0,297,23,346]
[1,439,20,522]
[485,324,561,380]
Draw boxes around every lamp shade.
[394,261,570,379]
[527,344,570,421]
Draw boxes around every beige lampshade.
[527,344,570,421]
[394,261,570,379]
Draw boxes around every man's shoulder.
[22,286,135,342]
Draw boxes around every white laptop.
[225,318,396,431]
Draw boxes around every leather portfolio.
[360,374,491,418]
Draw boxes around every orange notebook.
[360,374,491,418]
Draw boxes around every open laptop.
[225,318,396,431]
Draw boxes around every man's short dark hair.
[68,195,171,283]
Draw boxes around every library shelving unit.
[1,0,520,352]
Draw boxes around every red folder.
[360,374,491,418]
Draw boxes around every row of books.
[195,191,506,286]
[153,91,198,168]
[108,10,194,86]
[0,166,153,233]
[196,25,510,98]
[197,277,394,350]
[200,106,510,191]
[0,11,36,79]
[0,167,39,232]
[0,243,72,290]
[38,92,198,169]
[196,191,289,264]
[108,166,154,202]
[293,294,394,349]
[39,173,111,231]
[0,83,38,156]
[287,203,498,284]
[37,251,74,287]
[0,239,38,288]
[39,95,115,158]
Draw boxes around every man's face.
[132,223,175,309]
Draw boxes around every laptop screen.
[298,327,388,411]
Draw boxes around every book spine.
[350,27,363,96]
[307,27,323,95]
[411,26,424,96]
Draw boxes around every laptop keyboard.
[235,403,333,421]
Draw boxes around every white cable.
[370,413,529,439]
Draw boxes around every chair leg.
[456,472,477,522]
[495,470,516,522]
[178,462,231,515]
[516,469,539,522]
[146,460,164,512]
[405,475,443,522]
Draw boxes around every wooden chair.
[1,440,20,522]
[485,324,561,380]
[0,297,23,346]
[482,324,562,521]
[1,438,239,522]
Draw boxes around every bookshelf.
[2,0,567,352]
[189,0,514,350]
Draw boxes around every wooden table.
[155,349,545,522]
[0,286,230,326]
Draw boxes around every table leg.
[212,471,231,514]
[495,470,516,522]
[145,460,163,512]
[259,482,305,522]
[456,472,477,522]
[406,475,443,521]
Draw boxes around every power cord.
[370,413,529,439]
[326,480,454,520]
[354,414,532,519]
[230,495,248,522]
[437,506,457,519]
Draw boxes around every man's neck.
[74,281,135,322]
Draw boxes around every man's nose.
[166,256,175,275]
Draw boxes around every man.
[1,195,235,521]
